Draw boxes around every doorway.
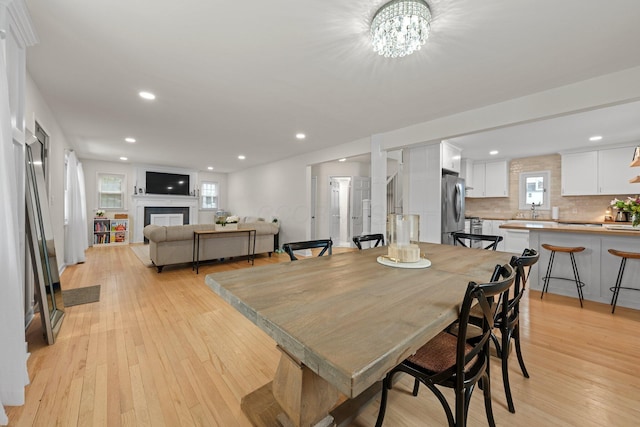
[329,176,371,247]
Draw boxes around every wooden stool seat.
[608,249,640,260]
[607,248,640,313]
[540,244,586,307]
[541,244,585,254]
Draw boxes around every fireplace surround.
[131,194,198,243]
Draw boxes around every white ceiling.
[25,0,640,172]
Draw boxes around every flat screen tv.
[145,171,190,196]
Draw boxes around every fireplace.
[131,194,199,243]
[144,206,190,227]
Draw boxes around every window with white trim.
[201,181,218,209]
[519,171,550,210]
[98,173,126,209]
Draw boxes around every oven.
[470,217,483,248]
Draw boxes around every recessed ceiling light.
[296,133,306,140]
[139,91,156,100]
[207,166,214,170]
[489,150,499,156]
[589,135,603,142]
[238,155,246,160]
[125,137,136,143]
[120,156,128,161]
[338,158,347,162]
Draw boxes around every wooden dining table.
[205,243,515,427]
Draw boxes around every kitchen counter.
[499,221,640,236]
[478,215,623,225]
[517,224,640,311]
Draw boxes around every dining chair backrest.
[459,263,515,367]
[452,232,504,251]
[507,248,539,311]
[352,233,385,250]
[282,239,333,261]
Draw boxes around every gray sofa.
[143,221,279,272]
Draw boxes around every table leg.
[241,347,341,427]
[272,348,340,426]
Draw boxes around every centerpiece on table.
[610,196,640,227]
[215,215,240,231]
[378,214,430,268]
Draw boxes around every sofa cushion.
[239,221,278,235]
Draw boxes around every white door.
[310,176,317,239]
[329,178,342,243]
[350,177,371,240]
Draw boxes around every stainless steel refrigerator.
[441,174,465,245]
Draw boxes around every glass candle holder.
[387,214,420,262]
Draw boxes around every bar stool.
[608,249,640,313]
[540,244,586,307]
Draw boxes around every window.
[98,173,126,209]
[519,171,550,210]
[201,181,218,209]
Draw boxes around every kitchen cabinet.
[441,142,461,173]
[561,146,637,195]
[460,159,474,190]
[469,160,509,198]
[480,219,506,251]
[504,229,530,254]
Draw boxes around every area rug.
[130,244,153,267]
[62,285,101,307]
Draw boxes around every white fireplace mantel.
[132,194,199,243]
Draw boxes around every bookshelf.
[93,215,129,245]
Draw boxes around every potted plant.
[610,197,640,227]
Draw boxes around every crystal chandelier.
[371,0,432,58]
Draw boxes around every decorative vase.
[632,213,639,228]
[387,214,420,262]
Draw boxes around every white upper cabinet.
[460,158,474,192]
[562,146,636,195]
[599,147,638,194]
[469,160,509,198]
[441,142,461,173]
[561,151,598,195]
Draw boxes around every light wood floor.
[7,244,640,426]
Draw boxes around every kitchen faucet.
[531,203,539,219]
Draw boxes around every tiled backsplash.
[466,154,636,222]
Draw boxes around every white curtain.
[0,44,29,425]
[65,151,88,264]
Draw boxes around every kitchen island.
[500,222,640,310]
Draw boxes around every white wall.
[227,138,372,247]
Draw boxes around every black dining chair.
[490,248,539,413]
[452,232,503,251]
[282,239,333,261]
[352,233,385,250]
[375,263,516,427]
